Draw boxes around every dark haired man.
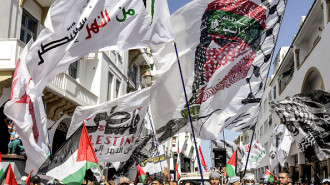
[278,171,291,185]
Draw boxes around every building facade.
[244,0,330,182]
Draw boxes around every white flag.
[141,145,168,175]
[4,40,50,173]
[150,0,287,143]
[241,140,266,171]
[67,88,150,162]
[25,0,173,98]
[269,124,293,171]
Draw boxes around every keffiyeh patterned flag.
[270,90,330,161]
[151,0,288,143]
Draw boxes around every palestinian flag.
[0,152,3,179]
[265,170,277,183]
[38,124,98,185]
[0,164,9,184]
[26,170,33,185]
[137,165,146,183]
[2,164,17,185]
[225,149,237,177]
[175,147,181,179]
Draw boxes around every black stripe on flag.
[38,125,83,174]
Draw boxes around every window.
[269,115,272,127]
[260,125,264,136]
[268,92,272,101]
[273,86,277,99]
[265,142,268,153]
[20,10,38,44]
[68,61,78,79]
[116,80,121,98]
[107,73,113,101]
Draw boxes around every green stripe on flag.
[225,164,235,177]
[0,169,3,179]
[61,161,97,185]
[138,175,146,183]
[268,175,275,182]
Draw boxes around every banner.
[150,0,287,143]
[270,90,330,161]
[67,88,150,162]
[25,0,173,98]
[241,140,266,171]
[140,145,168,175]
[4,40,50,173]
[269,124,293,171]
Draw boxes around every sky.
[165,0,314,170]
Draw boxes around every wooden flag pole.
[173,41,205,185]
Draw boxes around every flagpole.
[243,126,256,176]
[173,41,205,185]
[147,109,165,179]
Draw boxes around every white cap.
[21,176,28,181]
[243,173,255,181]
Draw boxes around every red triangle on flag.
[26,170,33,185]
[227,149,237,166]
[77,124,98,164]
[0,151,2,162]
[5,164,17,185]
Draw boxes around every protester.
[278,171,291,185]
[7,125,24,155]
[228,176,240,185]
[184,181,196,185]
[209,171,221,185]
[31,175,41,185]
[243,173,255,185]
[119,177,131,185]
[151,177,164,185]
[322,179,330,185]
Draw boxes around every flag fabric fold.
[150,0,288,143]
[137,165,146,183]
[67,88,150,162]
[225,149,237,177]
[0,152,3,179]
[4,40,50,173]
[241,140,266,171]
[26,170,33,185]
[198,145,207,171]
[269,124,293,171]
[4,164,17,185]
[270,90,330,161]
[24,0,173,99]
[38,124,98,185]
[264,169,277,183]
[176,147,181,180]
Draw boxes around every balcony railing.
[48,73,98,106]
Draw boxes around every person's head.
[228,176,240,185]
[278,171,290,185]
[31,175,41,185]
[209,171,221,185]
[172,181,178,185]
[322,179,330,185]
[119,177,130,185]
[151,177,164,185]
[184,181,196,185]
[108,179,115,185]
[243,173,255,185]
